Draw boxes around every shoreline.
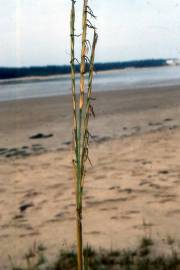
[1,65,180,102]
[0,65,174,85]
[0,83,180,104]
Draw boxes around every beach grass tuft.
[10,237,180,270]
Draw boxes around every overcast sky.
[0,0,180,67]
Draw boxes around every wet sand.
[0,85,180,269]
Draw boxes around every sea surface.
[0,65,180,102]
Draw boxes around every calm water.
[0,65,180,102]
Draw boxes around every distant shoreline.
[0,64,178,86]
[0,73,70,85]
[0,58,172,81]
[0,65,180,102]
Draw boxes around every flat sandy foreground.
[0,85,180,269]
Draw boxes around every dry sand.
[0,85,180,269]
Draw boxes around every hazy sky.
[0,0,180,67]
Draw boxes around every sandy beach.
[0,85,180,269]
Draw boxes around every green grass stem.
[70,1,97,269]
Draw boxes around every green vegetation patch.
[10,240,180,270]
